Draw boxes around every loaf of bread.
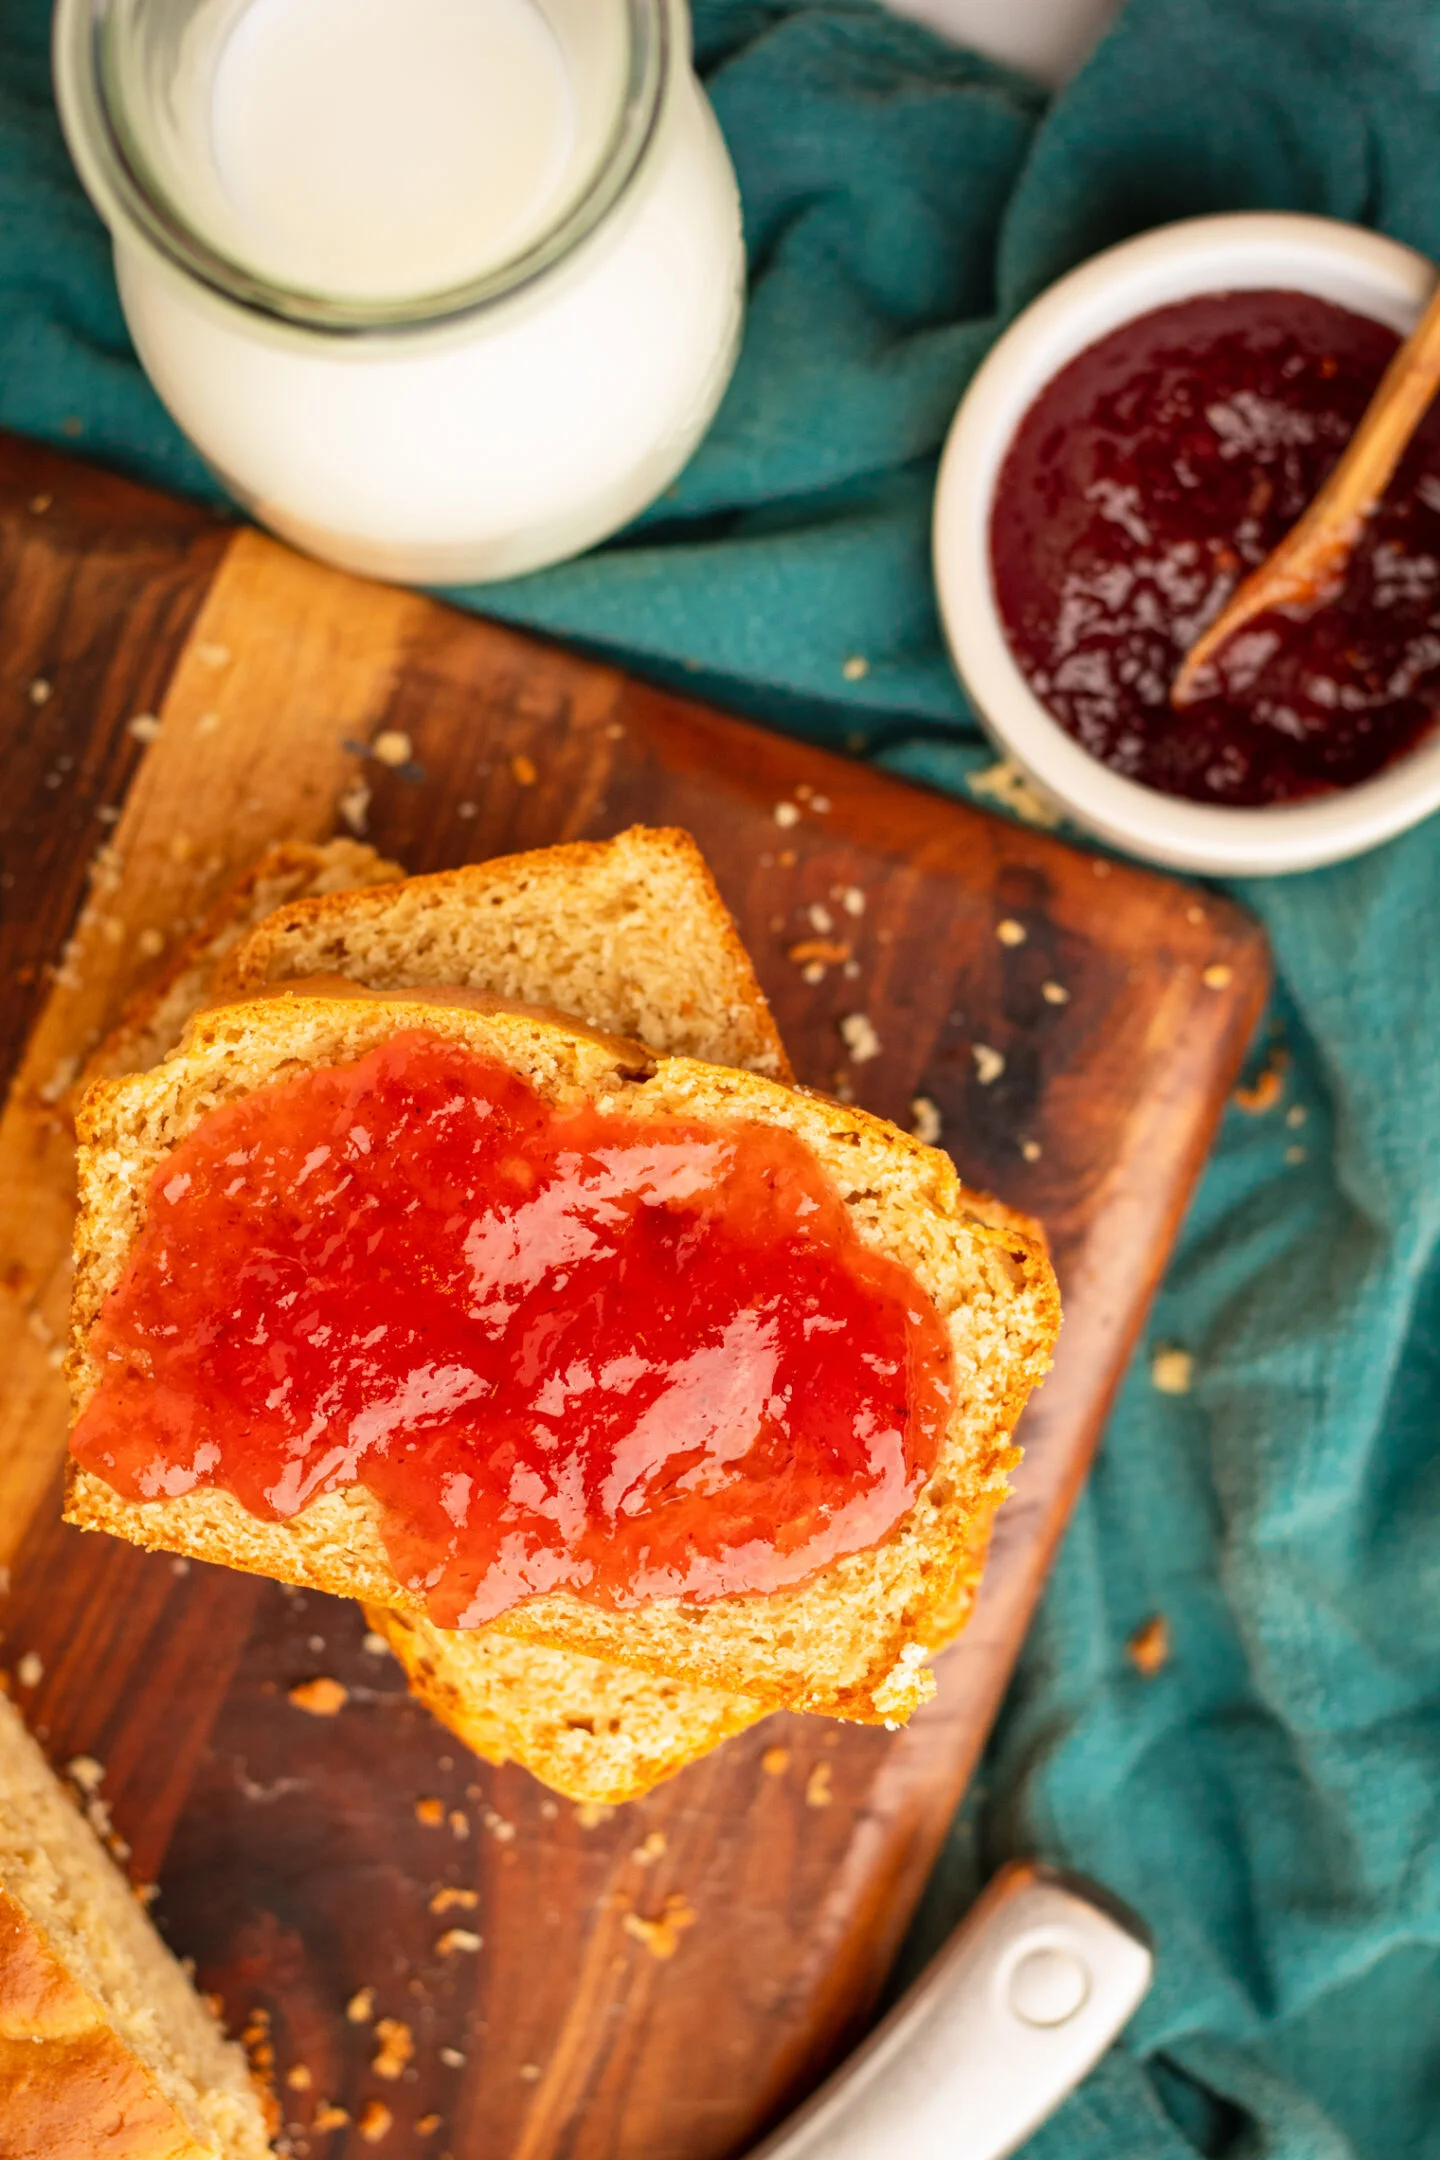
[0,1691,270,2159]
[87,829,784,1796]
[67,988,1059,1722]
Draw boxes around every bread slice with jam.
[0,1691,272,2159]
[66,985,1058,1724]
[84,829,781,1798]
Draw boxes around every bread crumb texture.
[0,1693,270,2158]
[365,1607,764,1806]
[214,826,788,1081]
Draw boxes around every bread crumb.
[518,2064,542,2083]
[511,753,538,786]
[136,926,166,960]
[996,918,1026,946]
[345,1988,376,2024]
[172,1557,190,1576]
[575,1801,612,1829]
[842,655,869,681]
[1286,1104,1308,1128]
[313,2103,349,2132]
[66,1756,105,1794]
[371,2019,414,2080]
[839,1013,881,1064]
[909,1097,942,1147]
[761,1746,790,1776]
[338,776,371,835]
[1185,903,1206,925]
[29,677,51,705]
[29,492,52,513]
[456,801,477,819]
[439,2049,465,2070]
[429,1886,478,1914]
[128,713,162,744]
[631,1831,667,1866]
[805,1763,833,1809]
[16,1652,42,1689]
[773,801,801,828]
[288,1677,348,1717]
[415,1798,445,1827]
[436,1929,482,1956]
[807,901,834,934]
[1234,1048,1288,1115]
[967,757,1061,829]
[372,730,412,768]
[802,961,825,986]
[622,1895,695,1961]
[195,641,232,669]
[357,2099,393,2144]
[836,885,865,917]
[449,1810,470,1839]
[286,2065,313,2092]
[1020,1139,1042,1163]
[1127,1614,1171,1677]
[810,794,831,813]
[195,711,222,738]
[417,2114,443,2134]
[1151,1348,1194,1396]
[1202,963,1233,990]
[872,1640,933,1720]
[971,1043,1005,1086]
[1285,1145,1307,1166]
[790,939,850,968]
[778,847,797,867]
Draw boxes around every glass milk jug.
[53,0,745,583]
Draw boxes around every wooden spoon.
[1171,276,1440,708]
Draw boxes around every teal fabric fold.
[3,0,1439,2149]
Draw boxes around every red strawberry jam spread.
[992,290,1440,805]
[71,1030,953,1625]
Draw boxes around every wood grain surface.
[0,433,1269,2160]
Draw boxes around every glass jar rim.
[52,0,671,337]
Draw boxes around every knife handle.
[746,1861,1154,2160]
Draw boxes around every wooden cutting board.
[0,432,1268,2160]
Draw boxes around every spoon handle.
[1173,272,1440,704]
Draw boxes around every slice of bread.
[67,993,1059,1722]
[0,1691,271,2159]
[93,830,786,1795]
[86,840,404,1087]
[215,825,791,1082]
[365,1608,765,1806]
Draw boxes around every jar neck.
[53,0,673,337]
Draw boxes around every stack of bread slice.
[0,1689,271,2158]
[66,828,1059,1801]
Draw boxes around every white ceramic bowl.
[933,213,1440,875]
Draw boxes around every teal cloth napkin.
[4,0,1439,2150]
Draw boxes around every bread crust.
[67,993,1060,1721]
